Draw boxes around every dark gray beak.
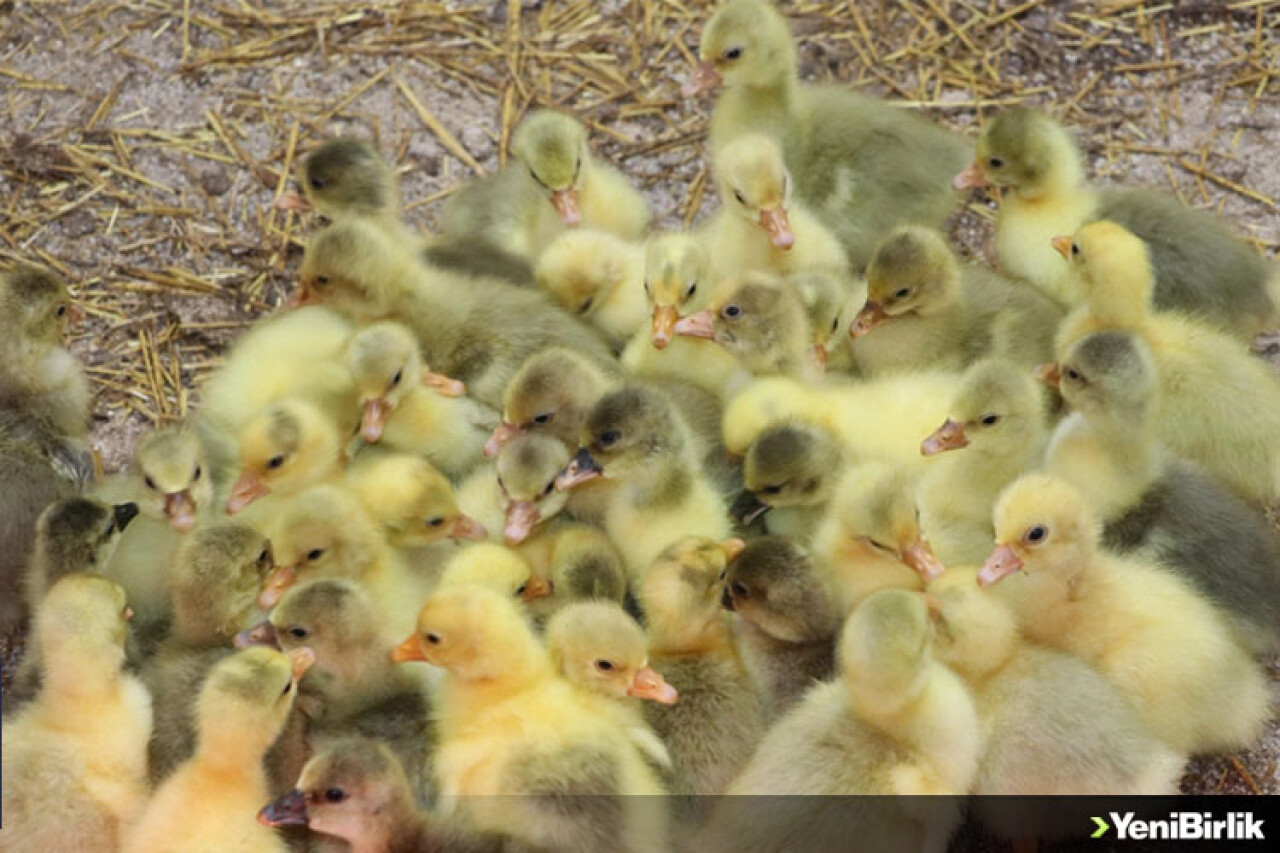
[112,502,140,532]
[258,789,308,827]
[729,490,771,526]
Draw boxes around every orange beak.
[920,418,969,456]
[1051,235,1073,260]
[361,398,392,442]
[850,301,889,338]
[628,665,679,704]
[484,422,520,458]
[759,207,795,250]
[681,61,722,97]
[227,470,271,514]
[651,304,681,349]
[953,162,988,191]
[258,564,298,610]
[449,514,487,541]
[504,500,541,544]
[673,308,716,340]
[812,343,829,372]
[1034,361,1062,390]
[901,539,947,584]
[287,647,316,680]
[520,575,554,601]
[549,189,582,226]
[390,633,428,664]
[422,370,466,397]
[274,191,313,212]
[164,490,198,532]
[288,282,319,308]
[722,537,746,563]
[978,543,1023,587]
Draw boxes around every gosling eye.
[391,369,403,387]
[532,413,554,425]
[731,581,750,598]
[987,156,1003,169]
[192,465,202,482]
[733,190,747,206]
[761,484,784,495]
[289,626,308,639]
[424,632,441,645]
[578,297,594,314]
[144,475,157,491]
[685,282,697,298]
[724,46,743,61]
[722,304,742,319]
[267,455,286,470]
[307,548,324,562]
[282,680,292,696]
[324,788,346,803]
[831,317,839,332]
[1070,243,1080,257]
[426,517,445,528]
[867,539,896,554]
[56,304,67,318]
[309,176,327,191]
[515,583,527,597]
[1065,367,1082,382]
[599,429,621,448]
[981,414,1000,426]
[894,288,910,300]
[315,275,330,286]
[257,547,272,566]
[543,480,555,496]
[1025,525,1049,544]
[594,659,615,672]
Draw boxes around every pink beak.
[550,189,582,226]
[759,207,795,250]
[227,470,271,514]
[813,343,829,372]
[953,162,988,191]
[164,490,197,532]
[628,665,679,704]
[978,544,1024,587]
[555,448,603,491]
[504,501,541,544]
[423,370,466,397]
[921,419,969,456]
[274,191,313,212]
[448,514,487,541]
[681,61,722,97]
[849,301,889,338]
[902,539,947,584]
[673,309,716,340]
[484,422,521,458]
[234,621,279,650]
[362,398,392,442]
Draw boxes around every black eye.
[1070,243,1080,257]
[192,465,202,481]
[307,548,324,561]
[424,632,441,645]
[831,317,839,332]
[515,584,527,596]
[282,681,292,695]
[533,413,553,425]
[578,297,594,314]
[731,582,750,598]
[761,484,783,495]
[1026,525,1048,544]
[894,288,910,300]
[324,788,345,803]
[426,517,444,527]
[595,659,615,672]
[316,275,330,286]
[56,305,67,317]
[258,547,271,565]
[733,190,747,205]
[987,157,1003,169]
[724,47,743,60]
[144,476,157,490]
[686,283,697,298]
[289,626,308,639]
[543,480,555,496]
[981,414,999,426]
[267,455,285,470]
[1065,367,1081,381]
[309,176,327,190]
[392,369,403,386]
[599,429,621,447]
[723,304,742,319]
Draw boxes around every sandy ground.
[1,0,1278,797]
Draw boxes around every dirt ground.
[1,0,1277,797]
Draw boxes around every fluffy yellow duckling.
[789,269,857,372]
[850,225,1063,375]
[296,218,612,409]
[345,449,486,552]
[980,474,1270,754]
[556,386,732,580]
[721,536,838,720]
[675,271,821,381]
[515,522,630,624]
[535,229,649,348]
[392,585,669,851]
[708,589,977,853]
[1,576,151,853]
[1047,330,1280,655]
[1051,220,1280,502]
[686,0,969,271]
[0,263,91,438]
[344,321,494,479]
[123,645,314,853]
[259,738,506,853]
[812,462,945,616]
[144,522,275,783]
[733,420,845,541]
[699,133,849,284]
[956,107,1277,334]
[458,432,575,545]
[927,567,1184,808]
[916,359,1048,566]
[226,397,348,515]
[437,542,553,608]
[485,346,617,456]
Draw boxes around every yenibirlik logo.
[1091,811,1265,841]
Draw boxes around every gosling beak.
[449,514,487,541]
[1034,361,1062,390]
[162,490,197,532]
[650,304,682,349]
[273,192,312,213]
[422,370,467,397]
[722,537,746,563]
[258,789,309,828]
[361,398,392,442]
[720,586,736,611]
[901,539,946,584]
[812,343,829,372]
[504,500,541,544]
[921,419,969,456]
[978,544,1024,587]
[952,162,988,191]
[681,61,722,97]
[729,490,771,526]
[112,501,140,533]
[850,301,889,338]
[287,282,319,309]
[555,448,603,491]
[258,564,299,610]
[390,634,428,664]
[521,575,554,602]
[628,665,679,705]
[673,309,717,341]
[759,207,795,250]
[234,621,279,650]
[549,189,582,226]
[227,470,271,514]
[1051,235,1073,260]
[287,647,315,680]
[484,422,520,458]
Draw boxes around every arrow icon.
[1091,816,1110,838]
